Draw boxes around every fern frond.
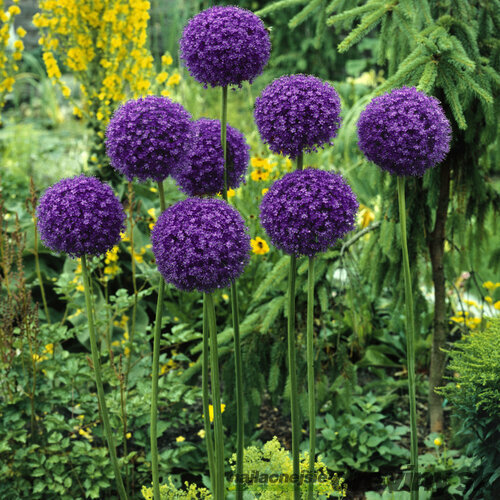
[417,60,438,93]
[289,0,323,29]
[255,0,309,17]
[437,70,467,129]
[326,2,381,26]
[336,7,388,53]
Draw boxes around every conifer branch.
[289,0,323,29]
[326,2,382,26]
[315,0,327,49]
[417,60,438,94]
[255,0,308,17]
[438,70,467,129]
[458,71,494,104]
[336,7,389,53]
[325,0,352,16]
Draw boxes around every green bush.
[437,319,500,498]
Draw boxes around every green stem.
[206,293,225,500]
[220,83,243,500]
[33,219,51,324]
[397,176,419,500]
[288,253,300,500]
[81,255,128,500]
[151,181,167,500]
[202,295,216,492]
[221,85,228,200]
[307,256,315,500]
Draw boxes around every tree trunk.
[428,162,451,433]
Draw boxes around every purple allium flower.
[37,175,125,258]
[105,95,192,182]
[254,74,342,159]
[151,198,250,293]
[172,118,249,196]
[179,6,271,88]
[357,86,451,176]
[260,168,358,257]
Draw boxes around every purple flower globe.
[357,86,451,176]
[105,95,192,182]
[151,198,250,293]
[172,118,249,196]
[260,168,358,256]
[37,175,125,258]
[254,74,342,159]
[179,6,271,88]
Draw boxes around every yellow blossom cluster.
[70,259,84,292]
[32,343,54,363]
[0,0,24,123]
[249,155,293,182]
[34,0,155,123]
[112,314,130,356]
[358,203,375,229]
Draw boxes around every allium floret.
[254,74,342,159]
[37,175,125,258]
[260,168,358,257]
[105,95,192,182]
[172,118,249,197]
[180,6,271,88]
[357,86,451,176]
[151,198,250,293]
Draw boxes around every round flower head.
[172,118,249,196]
[254,74,342,159]
[180,6,271,87]
[37,175,125,258]
[151,198,250,293]
[105,95,192,182]
[260,168,358,257]
[357,86,451,176]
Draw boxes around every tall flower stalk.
[36,175,127,499]
[260,167,357,500]
[151,198,251,499]
[397,177,419,498]
[220,83,245,500]
[82,255,128,500]
[150,181,166,500]
[306,255,315,500]
[357,86,452,500]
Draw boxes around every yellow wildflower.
[197,429,206,439]
[61,85,71,97]
[176,436,186,443]
[262,188,269,196]
[227,188,236,198]
[162,53,173,66]
[156,71,169,84]
[8,5,21,16]
[222,293,229,301]
[251,169,270,182]
[13,40,23,51]
[251,237,270,255]
[433,437,443,447]
[126,432,132,439]
[167,73,181,86]
[44,343,54,355]
[495,301,500,311]
[485,296,493,304]
[358,204,375,229]
[16,27,27,37]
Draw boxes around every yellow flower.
[495,301,500,311]
[482,281,496,292]
[160,89,170,97]
[208,404,226,423]
[433,437,443,447]
[262,188,269,196]
[13,40,24,51]
[358,204,375,229]
[251,237,270,255]
[149,187,158,193]
[9,5,21,16]
[44,343,54,355]
[251,169,270,182]
[176,436,186,443]
[61,85,71,97]
[197,429,206,439]
[124,347,130,357]
[162,53,173,66]
[167,73,181,86]
[156,71,169,84]
[126,432,132,439]
[76,284,84,292]
[147,207,157,219]
[16,27,27,37]
[485,296,493,304]
[222,293,229,302]
[227,188,236,198]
